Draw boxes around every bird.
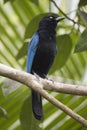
[26,15,64,120]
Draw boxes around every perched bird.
[26,15,64,120]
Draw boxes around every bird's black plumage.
[26,15,64,120]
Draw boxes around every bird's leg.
[43,74,54,84]
[33,71,40,80]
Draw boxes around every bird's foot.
[44,75,54,84]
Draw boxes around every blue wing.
[26,32,39,73]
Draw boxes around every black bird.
[26,15,64,120]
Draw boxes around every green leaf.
[49,34,72,74]
[74,29,87,53]
[24,14,46,40]
[78,10,87,25]
[20,97,42,130]
[30,0,39,5]
[20,97,32,130]
[78,0,87,7]
[4,0,15,3]
[0,106,8,119]
[17,42,28,60]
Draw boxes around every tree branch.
[0,63,87,127]
[50,0,81,25]
[43,79,87,96]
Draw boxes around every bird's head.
[39,15,64,30]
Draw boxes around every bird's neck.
[37,26,56,39]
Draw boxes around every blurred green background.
[0,0,87,129]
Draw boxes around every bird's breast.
[31,38,57,75]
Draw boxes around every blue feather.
[26,32,39,72]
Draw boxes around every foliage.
[0,0,87,129]
[74,29,87,53]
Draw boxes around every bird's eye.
[49,16,53,19]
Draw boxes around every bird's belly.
[31,42,56,76]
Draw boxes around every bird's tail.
[32,90,43,120]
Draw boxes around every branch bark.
[0,63,87,127]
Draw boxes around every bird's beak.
[55,17,65,22]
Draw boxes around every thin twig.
[50,0,80,25]
[49,0,51,12]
